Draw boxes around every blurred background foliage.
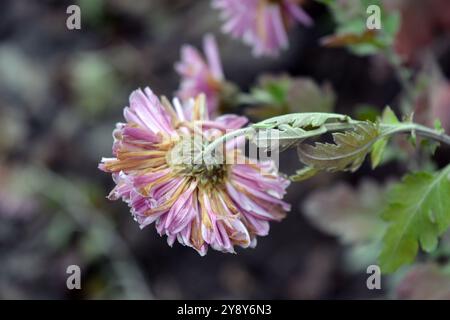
[0,0,449,299]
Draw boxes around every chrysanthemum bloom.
[99,88,290,255]
[175,35,225,115]
[212,0,313,56]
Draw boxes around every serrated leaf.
[297,122,380,172]
[253,112,349,129]
[378,166,450,273]
[371,106,400,168]
[251,113,351,151]
[253,125,327,151]
[290,166,319,182]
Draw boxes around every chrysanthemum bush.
[100,0,450,288]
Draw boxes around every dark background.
[0,0,449,299]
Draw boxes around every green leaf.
[320,0,400,56]
[380,106,400,125]
[370,138,387,169]
[434,119,444,133]
[253,112,349,129]
[252,113,351,151]
[290,166,319,182]
[371,106,400,168]
[254,125,326,151]
[379,166,450,273]
[70,53,121,117]
[246,76,335,118]
[354,104,380,122]
[298,121,380,172]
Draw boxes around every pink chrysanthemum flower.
[175,35,224,115]
[212,0,313,56]
[99,88,290,255]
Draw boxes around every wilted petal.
[100,89,291,255]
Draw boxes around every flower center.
[166,134,229,187]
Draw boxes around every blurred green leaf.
[46,214,76,249]
[303,179,387,244]
[244,75,335,119]
[77,0,105,26]
[354,104,380,122]
[320,0,400,56]
[70,53,121,117]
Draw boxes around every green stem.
[196,127,250,163]
[198,119,450,163]
[380,123,450,146]
[200,121,359,160]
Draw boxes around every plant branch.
[198,117,450,164]
[381,123,450,146]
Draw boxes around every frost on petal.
[127,88,176,135]
[100,89,291,255]
[108,172,133,201]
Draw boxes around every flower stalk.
[200,114,450,163]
